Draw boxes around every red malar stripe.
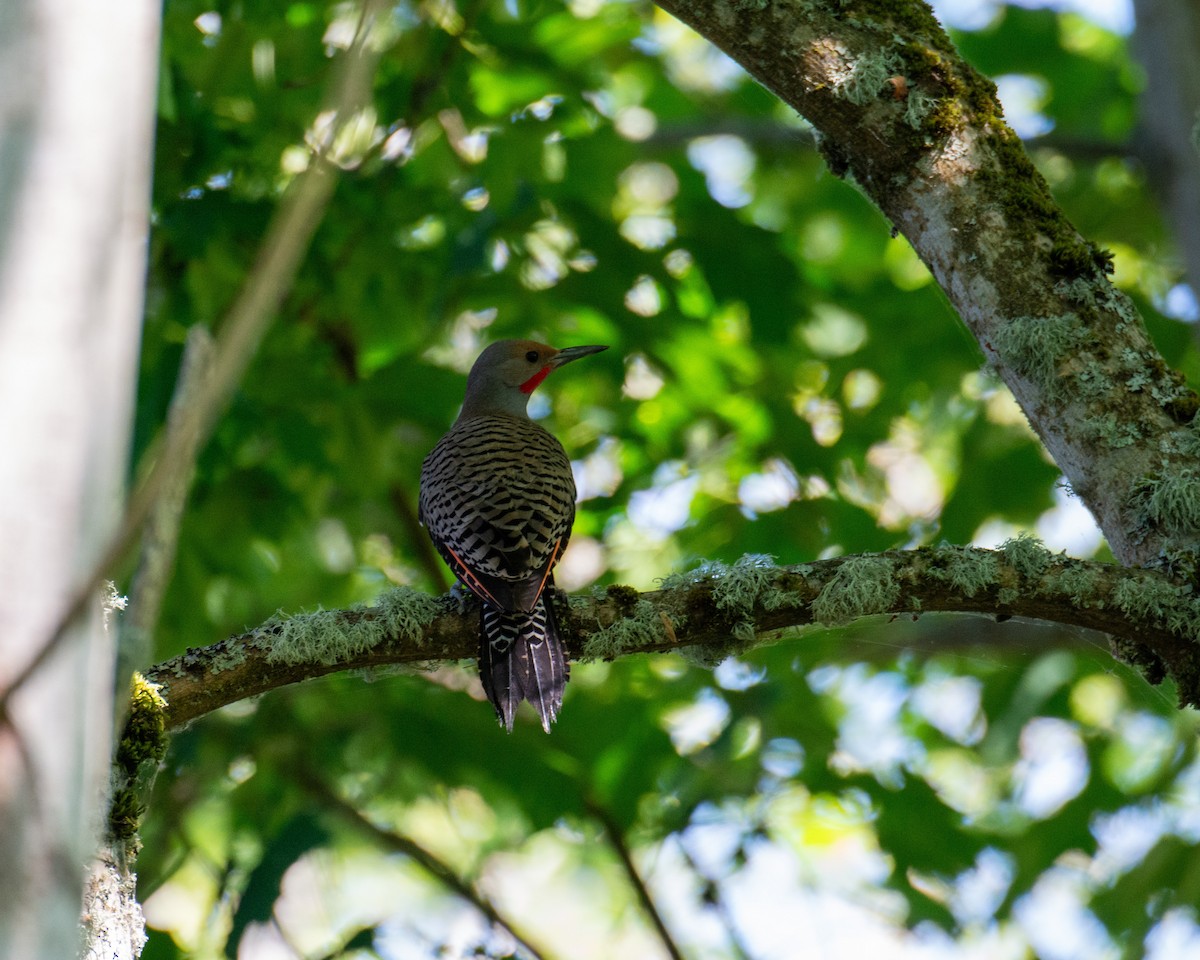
[519,366,551,394]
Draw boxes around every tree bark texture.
[145,546,1200,734]
[0,0,159,957]
[649,0,1200,568]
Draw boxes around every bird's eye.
[525,350,539,363]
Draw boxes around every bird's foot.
[448,581,474,614]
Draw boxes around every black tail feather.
[479,596,569,732]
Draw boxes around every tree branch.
[647,0,1199,569]
[142,543,1200,731]
[118,325,215,718]
[586,798,688,960]
[675,842,755,960]
[301,772,553,960]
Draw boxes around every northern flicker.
[419,339,607,731]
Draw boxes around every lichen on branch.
[143,544,1200,732]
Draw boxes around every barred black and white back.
[419,413,576,730]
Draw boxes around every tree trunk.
[0,1,159,957]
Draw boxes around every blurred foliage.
[134,0,1200,958]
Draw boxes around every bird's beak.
[550,344,608,368]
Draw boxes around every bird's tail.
[479,595,569,733]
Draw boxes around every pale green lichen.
[1072,361,1108,403]
[588,555,806,667]
[577,589,605,610]
[928,544,998,597]
[374,586,443,644]
[1171,425,1200,459]
[1055,278,1094,304]
[1113,576,1171,621]
[989,315,1083,401]
[1043,563,1102,607]
[1002,534,1053,579]
[1111,571,1200,704]
[662,555,795,664]
[704,554,797,616]
[264,608,374,666]
[583,599,665,659]
[1083,413,1142,449]
[704,556,770,646]
[263,587,440,667]
[838,51,903,106]
[811,554,900,626]
[1105,284,1144,328]
[1126,369,1153,393]
[1134,468,1200,536]
[207,642,248,674]
[657,570,698,592]
[1113,576,1200,636]
[903,87,939,129]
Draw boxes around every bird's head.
[460,339,608,419]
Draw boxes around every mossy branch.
[144,544,1200,732]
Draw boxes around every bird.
[419,339,608,731]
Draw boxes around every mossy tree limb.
[146,546,1200,731]
[647,0,1200,566]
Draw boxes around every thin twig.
[302,773,552,960]
[677,839,755,960]
[0,0,388,713]
[587,798,687,960]
[117,326,215,706]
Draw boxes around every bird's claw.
[448,581,473,614]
